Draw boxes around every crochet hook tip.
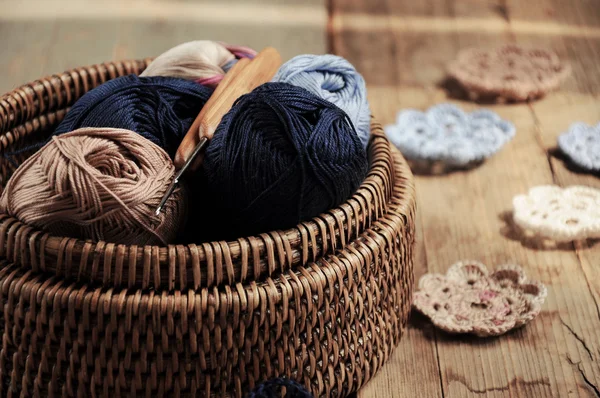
[154,136,209,215]
[155,181,177,216]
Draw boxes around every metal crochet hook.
[154,136,207,216]
[155,47,282,216]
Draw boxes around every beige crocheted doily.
[413,261,547,337]
[448,45,570,101]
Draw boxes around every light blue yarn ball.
[274,54,371,148]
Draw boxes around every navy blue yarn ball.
[54,74,213,157]
[203,82,368,237]
[246,378,314,398]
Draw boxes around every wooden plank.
[361,86,446,398]
[0,0,326,83]
[508,1,600,396]
[0,0,327,62]
[43,20,122,74]
[330,0,600,396]
[0,17,320,87]
[330,0,502,18]
[115,20,325,63]
[530,92,600,397]
[1,0,326,29]
[0,22,57,93]
[506,0,600,28]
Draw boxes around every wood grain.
[0,0,326,28]
[0,2,326,94]
[331,0,600,397]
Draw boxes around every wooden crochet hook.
[155,47,282,215]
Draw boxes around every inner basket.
[0,60,416,397]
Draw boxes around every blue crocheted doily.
[385,103,515,167]
[557,122,600,172]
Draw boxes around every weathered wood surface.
[331,0,600,397]
[1,0,599,396]
[0,0,327,93]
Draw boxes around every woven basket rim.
[0,59,414,291]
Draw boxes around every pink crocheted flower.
[448,45,570,101]
[413,261,547,337]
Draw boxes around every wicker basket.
[0,60,416,397]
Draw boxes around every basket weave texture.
[0,60,416,397]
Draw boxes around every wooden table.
[1,0,599,396]
[331,1,600,397]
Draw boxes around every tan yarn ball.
[0,128,187,245]
[140,40,235,81]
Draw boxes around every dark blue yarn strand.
[246,378,314,398]
[203,82,368,238]
[53,74,213,157]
